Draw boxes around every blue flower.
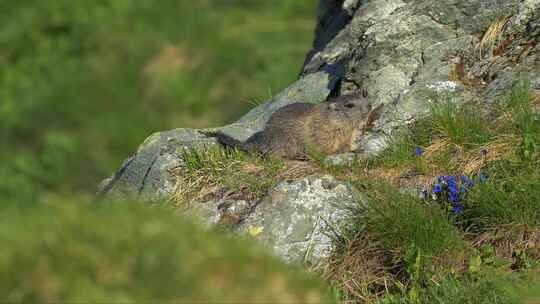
[479,174,488,182]
[438,176,446,183]
[452,203,464,214]
[447,176,458,194]
[415,147,424,156]
[433,183,442,193]
[449,192,460,203]
[460,175,475,187]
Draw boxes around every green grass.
[455,79,540,232]
[372,77,539,174]
[372,131,418,168]
[325,77,540,302]
[429,100,493,148]
[0,3,329,300]
[465,173,540,228]
[0,197,334,303]
[324,179,469,302]
[504,77,540,162]
[326,176,540,302]
[175,146,284,207]
[358,181,466,259]
[379,271,538,304]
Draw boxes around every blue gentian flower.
[433,183,442,193]
[460,175,475,187]
[449,191,460,203]
[447,176,458,193]
[452,203,464,214]
[415,147,424,156]
[438,176,446,183]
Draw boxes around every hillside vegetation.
[329,78,540,302]
[174,78,540,303]
[2,1,540,303]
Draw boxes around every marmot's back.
[216,93,382,159]
[248,103,314,158]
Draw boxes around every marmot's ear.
[362,89,369,98]
[366,103,384,127]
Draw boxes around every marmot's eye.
[345,103,355,108]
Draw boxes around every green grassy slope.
[3,2,539,303]
[327,78,540,303]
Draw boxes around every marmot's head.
[327,90,383,124]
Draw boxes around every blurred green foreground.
[0,199,333,302]
[1,1,336,301]
[1,0,316,202]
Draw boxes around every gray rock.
[100,128,217,200]
[324,152,361,167]
[213,66,344,142]
[238,175,363,265]
[185,199,251,229]
[176,175,363,265]
[302,0,533,155]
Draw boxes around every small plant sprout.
[413,146,428,174]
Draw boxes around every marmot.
[214,92,383,159]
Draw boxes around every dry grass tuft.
[458,136,518,175]
[171,148,326,210]
[171,168,210,210]
[277,160,320,181]
[320,235,393,303]
[421,135,517,176]
[478,15,511,58]
[361,167,437,192]
[533,93,540,106]
[423,139,451,158]
[473,226,540,260]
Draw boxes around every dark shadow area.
[301,0,355,74]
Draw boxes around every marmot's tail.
[214,132,250,152]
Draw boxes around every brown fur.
[216,93,383,159]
